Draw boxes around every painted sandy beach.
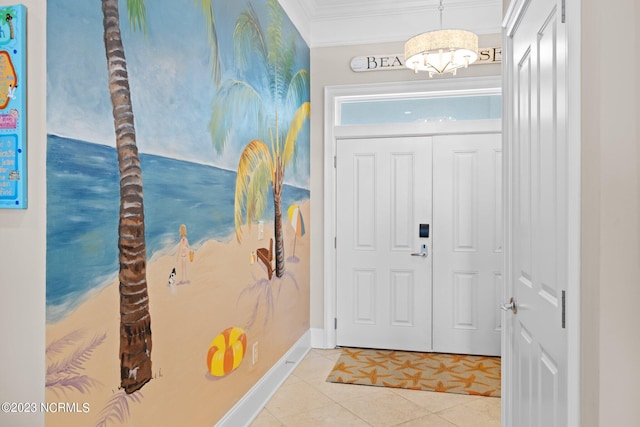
[45,201,310,426]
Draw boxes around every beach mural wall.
[46,0,310,425]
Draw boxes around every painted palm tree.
[196,0,222,89]
[0,6,16,39]
[101,0,152,394]
[210,0,310,279]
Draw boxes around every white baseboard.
[215,330,311,427]
[310,328,326,348]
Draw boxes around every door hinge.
[561,290,566,328]
[561,0,566,23]
[334,156,337,168]
[334,317,337,329]
[334,237,337,248]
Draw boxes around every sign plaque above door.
[350,47,501,72]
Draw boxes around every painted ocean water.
[46,135,310,322]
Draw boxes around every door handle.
[500,297,517,314]
[411,244,428,257]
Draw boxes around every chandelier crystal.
[404,1,478,77]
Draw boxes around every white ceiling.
[279,0,504,47]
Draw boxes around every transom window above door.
[339,94,502,125]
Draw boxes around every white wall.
[581,0,640,425]
[309,35,502,332]
[0,1,46,426]
[579,0,600,424]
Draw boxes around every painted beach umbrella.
[287,205,305,257]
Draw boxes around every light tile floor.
[251,349,501,427]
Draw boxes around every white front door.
[505,0,568,424]
[432,133,502,356]
[336,136,432,352]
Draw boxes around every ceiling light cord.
[439,0,444,29]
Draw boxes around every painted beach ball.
[207,327,247,377]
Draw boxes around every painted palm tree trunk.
[273,164,285,278]
[7,15,13,39]
[102,0,152,394]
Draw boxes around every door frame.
[324,76,502,350]
[502,0,581,425]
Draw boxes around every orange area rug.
[326,348,501,397]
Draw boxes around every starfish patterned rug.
[326,348,501,397]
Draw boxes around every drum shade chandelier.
[404,0,478,77]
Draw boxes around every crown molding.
[279,0,502,48]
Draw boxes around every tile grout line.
[301,368,439,427]
[277,372,375,427]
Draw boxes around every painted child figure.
[176,224,191,285]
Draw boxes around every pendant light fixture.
[404,0,479,77]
